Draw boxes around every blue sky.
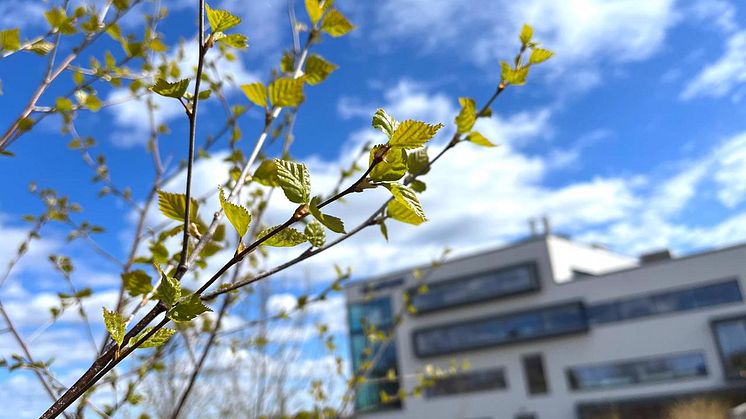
[2,0,746,416]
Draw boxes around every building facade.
[345,235,746,419]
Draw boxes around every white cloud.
[681,31,746,100]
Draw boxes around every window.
[425,367,507,398]
[412,302,587,357]
[566,352,707,391]
[523,354,549,395]
[588,279,742,325]
[408,262,540,314]
[712,315,746,380]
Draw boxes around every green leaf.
[407,147,429,176]
[218,186,251,237]
[309,196,345,233]
[257,226,308,247]
[197,90,212,100]
[240,82,267,107]
[455,97,476,134]
[252,159,279,186]
[103,308,126,347]
[280,51,295,73]
[216,33,248,49]
[149,241,169,264]
[410,179,426,193]
[29,39,54,55]
[467,131,496,147]
[268,78,304,107]
[379,221,389,241]
[134,327,176,348]
[122,270,152,297]
[45,8,76,34]
[157,190,199,222]
[529,48,554,64]
[55,97,74,112]
[500,61,529,86]
[519,23,533,45]
[168,294,212,322]
[370,145,407,182]
[275,159,311,204]
[372,108,398,139]
[385,184,426,223]
[386,199,425,225]
[320,10,354,37]
[205,4,241,32]
[305,221,326,247]
[154,267,181,307]
[303,54,338,85]
[305,0,323,25]
[0,29,19,52]
[17,117,33,132]
[390,120,444,149]
[151,78,190,98]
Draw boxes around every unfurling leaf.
[385,184,426,223]
[154,266,181,307]
[386,199,425,225]
[268,78,304,107]
[205,4,241,33]
[407,147,429,176]
[151,78,190,98]
[304,0,324,25]
[410,179,426,193]
[240,82,267,107]
[103,308,126,347]
[305,221,326,247]
[157,190,199,222]
[216,33,248,49]
[372,108,398,138]
[134,327,176,348]
[149,241,169,264]
[379,221,389,241]
[252,159,279,186]
[370,145,407,182]
[29,40,54,55]
[321,10,354,37]
[390,120,444,149]
[529,48,554,64]
[309,196,345,233]
[275,159,311,204]
[168,295,212,322]
[0,29,20,52]
[122,270,152,297]
[467,131,496,147]
[303,54,338,85]
[257,226,308,247]
[500,61,529,86]
[455,97,476,134]
[218,186,251,237]
[519,23,533,45]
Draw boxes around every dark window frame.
[406,261,541,315]
[710,312,746,381]
[522,353,550,395]
[424,367,508,398]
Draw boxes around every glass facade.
[588,279,742,325]
[425,367,507,398]
[523,354,549,395]
[712,316,746,379]
[347,297,402,412]
[409,263,540,314]
[413,302,587,357]
[566,352,707,391]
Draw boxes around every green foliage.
[218,186,251,237]
[154,268,181,307]
[55,97,74,112]
[372,108,398,138]
[252,159,279,186]
[240,82,267,107]
[410,179,426,193]
[500,61,529,86]
[304,221,326,247]
[303,54,338,85]
[275,159,311,204]
[385,184,426,224]
[103,308,126,347]
[529,48,554,64]
[168,295,212,322]
[149,241,169,264]
[309,196,345,233]
[151,78,190,98]
[268,78,304,107]
[157,190,199,222]
[519,23,533,45]
[467,131,496,147]
[321,10,354,37]
[133,327,176,348]
[370,146,407,182]
[45,8,76,35]
[407,147,429,176]
[258,226,308,247]
[0,29,20,52]
[455,97,476,134]
[390,120,444,149]
[215,33,248,49]
[205,4,241,33]
[122,270,152,297]
[304,0,326,25]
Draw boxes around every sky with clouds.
[2,0,746,416]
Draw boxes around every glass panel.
[587,302,620,324]
[653,289,697,313]
[425,368,507,398]
[714,318,746,378]
[694,281,742,307]
[348,297,394,333]
[523,354,549,395]
[618,296,656,320]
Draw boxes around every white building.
[344,234,746,419]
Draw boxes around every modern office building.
[345,233,746,419]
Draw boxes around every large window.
[408,262,540,314]
[412,302,587,357]
[588,279,742,325]
[566,352,707,391]
[712,315,746,380]
[523,354,549,395]
[425,367,507,398]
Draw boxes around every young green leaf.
[252,159,280,186]
[320,9,354,37]
[386,199,425,225]
[168,295,212,322]
[205,4,241,33]
[122,270,152,297]
[0,29,20,52]
[157,190,199,222]
[305,221,326,247]
[103,308,126,347]
[379,221,389,241]
[369,145,407,182]
[216,33,248,49]
[372,108,398,138]
[410,179,427,193]
[385,184,426,223]
[305,0,323,25]
[218,186,251,237]
[257,226,308,247]
[309,196,345,233]
[519,23,533,45]
[390,120,444,149]
[303,54,338,85]
[154,267,181,307]
[55,97,74,112]
[133,327,176,349]
[240,82,267,107]
[407,147,429,176]
[275,159,311,204]
[149,241,169,264]
[268,78,304,107]
[29,39,54,55]
[455,97,476,134]
[529,48,554,64]
[467,131,496,147]
[151,78,190,98]
[500,62,529,86]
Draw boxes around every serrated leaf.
[268,78,304,107]
[529,48,554,64]
[29,40,54,55]
[455,97,476,134]
[390,120,444,149]
[386,199,425,225]
[305,0,323,25]
[467,131,496,147]
[157,190,199,222]
[154,267,181,307]
[407,147,429,176]
[217,33,248,49]
[134,327,175,348]
[149,241,169,264]
[372,108,397,138]
[304,54,338,85]
[519,23,533,45]
[309,196,345,233]
[500,61,529,86]
[0,29,20,52]
[257,226,308,247]
[252,159,279,186]
[305,221,326,247]
[151,78,189,98]
[370,145,407,182]
[122,270,152,297]
[205,4,241,32]
[218,186,251,237]
[385,184,426,223]
[320,9,354,37]
[168,294,212,322]
[240,82,267,107]
[103,308,126,347]
[275,159,311,204]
